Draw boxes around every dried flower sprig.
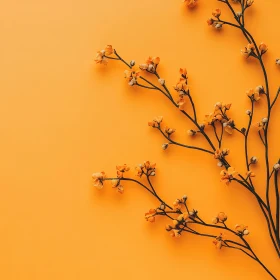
[95,44,279,258]
[92,163,276,279]
[94,0,280,278]
[95,0,280,260]
[207,0,280,260]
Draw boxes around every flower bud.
[111,179,119,187]
[150,171,156,176]
[274,163,280,171]
[262,117,268,123]
[182,195,188,201]
[276,59,280,65]
[259,42,268,54]
[139,64,148,70]
[128,78,137,86]
[162,143,169,150]
[189,210,197,217]
[148,64,155,72]
[217,212,227,222]
[160,204,166,210]
[246,109,252,116]
[146,216,155,222]
[187,129,196,136]
[215,102,222,108]
[199,124,205,130]
[236,11,242,17]
[222,148,230,156]
[246,0,254,7]
[207,18,214,26]
[130,60,135,67]
[158,78,165,85]
[185,0,198,8]
[243,229,250,235]
[217,161,223,167]
[214,23,223,29]
[212,9,221,18]
[255,85,265,94]
[250,156,258,164]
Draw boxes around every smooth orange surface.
[1,0,280,279]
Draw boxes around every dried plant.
[93,0,279,278]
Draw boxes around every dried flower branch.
[92,164,276,279]
[208,0,280,259]
[94,0,280,278]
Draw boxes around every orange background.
[1,0,280,279]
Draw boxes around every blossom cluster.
[204,102,234,134]
[174,68,189,110]
[94,45,114,65]
[136,161,156,177]
[92,161,157,193]
[183,0,198,8]
[165,211,190,238]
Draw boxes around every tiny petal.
[152,57,160,65]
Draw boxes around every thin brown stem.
[157,126,214,155]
